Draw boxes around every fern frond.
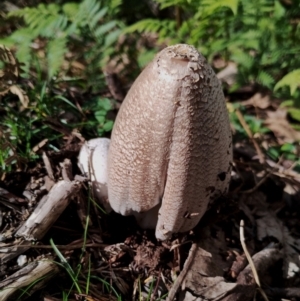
[124,19,161,34]
[274,69,300,95]
[94,20,117,38]
[9,4,68,38]
[202,0,239,15]
[90,8,108,29]
[62,3,79,20]
[230,50,254,69]
[47,37,67,79]
[105,29,122,47]
[256,70,275,88]
[156,0,188,9]
[71,0,109,32]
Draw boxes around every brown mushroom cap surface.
[107,44,232,240]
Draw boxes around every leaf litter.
[0,65,300,301]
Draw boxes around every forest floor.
[0,50,300,301]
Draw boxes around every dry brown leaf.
[240,192,300,280]
[241,93,270,109]
[8,85,29,108]
[217,62,238,86]
[256,213,300,279]
[265,108,300,143]
[182,228,237,300]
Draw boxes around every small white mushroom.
[107,44,232,240]
[78,138,111,212]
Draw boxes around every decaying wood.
[42,152,55,180]
[15,180,81,240]
[0,240,30,264]
[265,287,300,299]
[237,245,283,286]
[0,258,58,301]
[60,158,73,181]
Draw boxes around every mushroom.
[78,138,111,212]
[107,44,232,240]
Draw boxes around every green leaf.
[280,100,294,107]
[47,37,67,78]
[280,143,296,153]
[202,0,239,15]
[90,7,108,29]
[105,29,121,47]
[94,20,117,38]
[256,71,275,88]
[267,147,280,160]
[288,108,300,122]
[95,113,106,123]
[123,19,162,34]
[274,69,300,95]
[103,120,114,132]
[274,0,285,19]
[92,97,112,112]
[62,3,79,19]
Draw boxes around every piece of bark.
[265,287,300,299]
[0,258,58,301]
[0,240,30,264]
[0,187,26,205]
[221,245,282,301]
[60,158,73,181]
[237,245,283,284]
[43,175,55,191]
[15,180,81,240]
[42,152,55,180]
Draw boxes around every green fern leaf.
[156,0,187,9]
[47,37,67,79]
[94,20,117,38]
[230,50,254,69]
[274,69,300,95]
[87,1,101,26]
[123,19,163,33]
[90,7,108,29]
[256,70,275,88]
[202,0,239,15]
[62,3,79,20]
[105,29,121,47]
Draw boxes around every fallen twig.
[166,243,197,301]
[240,220,269,301]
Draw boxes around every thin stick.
[239,220,269,301]
[240,171,271,194]
[166,243,197,301]
[235,109,265,164]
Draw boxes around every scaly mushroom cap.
[107,44,232,240]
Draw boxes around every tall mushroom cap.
[107,44,232,240]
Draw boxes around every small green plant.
[82,97,114,137]
[275,69,300,96]
[229,104,270,138]
[0,80,114,172]
[0,0,123,79]
[51,238,83,295]
[267,143,299,163]
[125,0,300,90]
